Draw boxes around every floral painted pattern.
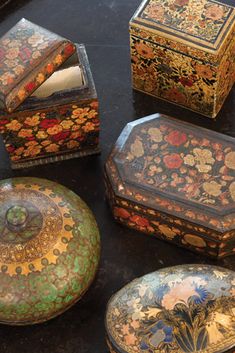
[0,18,75,112]
[122,118,235,208]
[130,1,235,117]
[130,36,219,117]
[141,0,232,43]
[0,101,99,164]
[104,115,235,257]
[106,265,235,353]
[216,32,235,113]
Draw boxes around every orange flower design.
[5,47,19,60]
[17,89,26,101]
[36,73,45,84]
[15,147,24,156]
[82,122,95,133]
[135,42,154,59]
[13,65,24,75]
[87,110,98,119]
[71,131,82,139]
[18,129,33,138]
[36,130,48,139]
[144,3,165,22]
[67,140,79,149]
[60,120,74,129]
[204,5,225,21]
[41,140,51,147]
[124,333,137,345]
[195,63,214,80]
[47,125,63,135]
[24,145,41,157]
[164,88,186,104]
[25,115,40,127]
[75,117,86,125]
[55,54,63,65]
[72,107,90,119]
[45,144,60,153]
[6,120,22,131]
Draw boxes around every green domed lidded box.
[105,265,235,353]
[0,177,100,325]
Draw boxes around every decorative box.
[106,265,235,353]
[0,19,99,169]
[104,114,235,258]
[129,0,235,118]
[0,177,100,325]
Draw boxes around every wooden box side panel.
[130,33,217,117]
[105,170,234,259]
[215,35,235,115]
[0,99,99,166]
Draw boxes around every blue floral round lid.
[105,265,235,353]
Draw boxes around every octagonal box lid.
[0,18,76,113]
[130,0,235,63]
[105,265,235,353]
[0,177,100,325]
[104,114,235,258]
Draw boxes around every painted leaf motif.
[174,331,193,353]
[196,327,209,351]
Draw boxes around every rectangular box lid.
[130,0,235,63]
[0,18,76,112]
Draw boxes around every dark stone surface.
[0,1,234,352]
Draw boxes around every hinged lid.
[130,0,235,64]
[105,114,235,233]
[0,18,76,113]
[106,265,235,353]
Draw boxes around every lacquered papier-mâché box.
[129,0,235,118]
[105,265,235,353]
[0,19,99,168]
[104,114,235,258]
[0,177,100,325]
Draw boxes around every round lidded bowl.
[0,177,100,325]
[106,265,235,353]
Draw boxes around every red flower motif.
[6,145,15,153]
[25,81,36,92]
[164,87,186,104]
[179,77,194,87]
[174,0,188,5]
[40,119,58,129]
[0,119,9,125]
[129,215,150,227]
[114,207,130,219]
[52,131,70,142]
[64,44,75,56]
[90,101,99,110]
[25,136,35,141]
[163,153,183,169]
[165,130,187,146]
[47,63,54,74]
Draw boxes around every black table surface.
[0,1,235,352]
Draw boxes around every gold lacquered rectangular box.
[129,0,235,118]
